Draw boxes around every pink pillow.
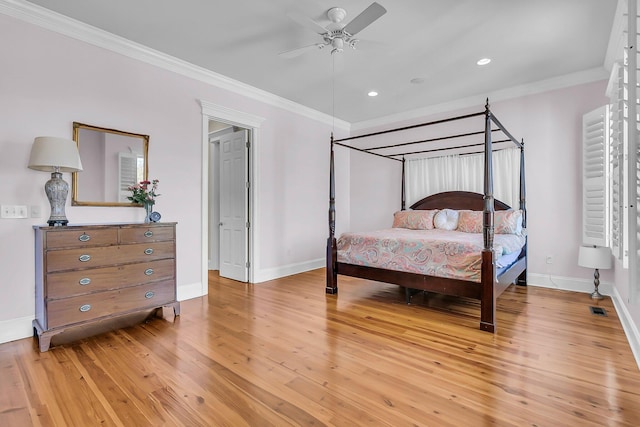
[495,210,523,234]
[392,210,438,230]
[457,210,483,233]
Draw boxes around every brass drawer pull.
[144,248,154,255]
[79,254,91,262]
[79,278,91,286]
[144,230,154,238]
[145,291,155,299]
[144,268,154,276]
[79,304,91,312]
[78,233,91,242]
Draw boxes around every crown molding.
[604,0,625,71]
[351,67,608,132]
[0,0,350,131]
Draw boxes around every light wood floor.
[2,269,640,426]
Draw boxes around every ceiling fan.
[280,2,387,58]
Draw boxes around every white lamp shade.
[28,136,83,173]
[578,246,612,269]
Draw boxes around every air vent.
[589,306,607,317]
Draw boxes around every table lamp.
[578,245,612,300]
[28,136,83,226]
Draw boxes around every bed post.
[401,157,406,210]
[517,140,528,286]
[519,140,526,227]
[326,134,338,294]
[481,99,496,333]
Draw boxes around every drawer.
[46,259,176,299]
[45,228,119,249]
[46,241,175,272]
[46,280,176,329]
[120,226,175,244]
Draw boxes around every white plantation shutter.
[118,152,144,202]
[605,0,639,301]
[628,0,639,300]
[582,106,610,247]
[608,62,625,260]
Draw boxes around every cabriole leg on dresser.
[172,301,181,316]
[157,302,180,321]
[38,335,52,352]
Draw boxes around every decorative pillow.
[457,210,483,233]
[433,209,459,231]
[392,210,438,230]
[495,209,523,234]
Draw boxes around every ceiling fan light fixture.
[331,37,345,54]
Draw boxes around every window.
[602,0,639,301]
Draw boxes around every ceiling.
[25,0,617,124]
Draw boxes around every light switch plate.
[1,205,29,219]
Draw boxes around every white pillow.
[434,209,459,230]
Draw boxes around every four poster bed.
[326,101,527,332]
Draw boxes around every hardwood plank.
[0,345,35,425]
[1,268,639,426]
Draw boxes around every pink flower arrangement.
[127,179,160,205]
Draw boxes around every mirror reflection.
[72,122,149,206]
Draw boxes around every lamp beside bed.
[578,245,612,300]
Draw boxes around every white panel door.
[219,129,248,282]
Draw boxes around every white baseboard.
[529,273,639,370]
[527,272,613,296]
[611,286,640,371]
[177,281,207,301]
[0,316,34,345]
[254,258,324,283]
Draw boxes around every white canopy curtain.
[405,148,521,208]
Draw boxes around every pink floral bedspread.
[337,229,526,283]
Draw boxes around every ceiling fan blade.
[286,11,329,35]
[342,2,387,36]
[279,43,325,59]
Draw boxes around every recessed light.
[368,91,378,97]
[477,58,491,66]
[410,77,425,84]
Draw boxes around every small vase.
[144,202,153,223]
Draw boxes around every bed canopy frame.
[326,100,527,332]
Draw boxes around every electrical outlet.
[1,205,29,219]
[545,255,553,264]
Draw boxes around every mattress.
[337,228,526,283]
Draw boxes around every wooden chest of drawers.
[33,223,179,351]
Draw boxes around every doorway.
[208,122,249,282]
[200,100,265,293]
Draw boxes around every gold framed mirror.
[72,122,149,207]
